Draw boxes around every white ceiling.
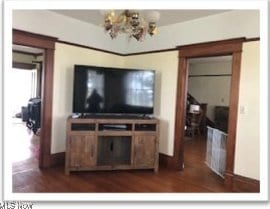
[50,9,229,27]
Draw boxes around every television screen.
[73,65,155,115]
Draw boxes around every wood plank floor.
[12,125,228,193]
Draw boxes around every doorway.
[172,38,244,190]
[184,56,232,182]
[11,46,43,165]
[13,29,57,168]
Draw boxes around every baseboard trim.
[224,171,234,190]
[159,153,170,167]
[50,152,65,166]
[159,153,182,170]
[232,174,260,193]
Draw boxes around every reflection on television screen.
[73,65,155,115]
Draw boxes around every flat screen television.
[72,65,155,115]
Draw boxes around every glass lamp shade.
[145,11,160,23]
[189,104,200,113]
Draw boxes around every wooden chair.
[187,110,203,138]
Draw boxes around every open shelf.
[98,123,132,131]
[71,123,95,131]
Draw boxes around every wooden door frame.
[13,29,58,168]
[172,38,245,190]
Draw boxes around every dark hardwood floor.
[12,127,227,193]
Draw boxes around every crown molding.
[58,37,259,56]
[13,29,259,57]
[57,40,124,56]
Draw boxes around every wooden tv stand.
[65,116,159,175]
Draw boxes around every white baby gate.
[205,126,227,178]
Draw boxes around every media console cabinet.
[65,116,159,175]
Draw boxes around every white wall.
[51,43,124,153]
[13,10,259,54]
[124,51,179,155]
[52,47,178,156]
[234,41,260,180]
[188,61,232,121]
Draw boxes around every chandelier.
[100,10,160,41]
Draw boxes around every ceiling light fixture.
[100,10,160,41]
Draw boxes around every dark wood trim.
[124,48,177,56]
[159,153,174,169]
[57,37,259,57]
[13,29,58,45]
[13,29,56,168]
[39,48,55,168]
[171,56,188,170]
[232,174,260,192]
[13,29,57,50]
[178,38,244,58]
[50,152,66,166]
[177,37,245,50]
[173,38,244,191]
[58,39,177,56]
[13,49,43,57]
[12,61,36,69]
[245,37,260,42]
[159,153,185,170]
[57,37,258,57]
[57,40,123,56]
[224,171,234,190]
[224,50,242,187]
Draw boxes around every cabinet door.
[134,135,156,167]
[69,135,97,167]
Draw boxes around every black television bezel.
[72,65,155,116]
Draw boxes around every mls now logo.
[0,201,34,209]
